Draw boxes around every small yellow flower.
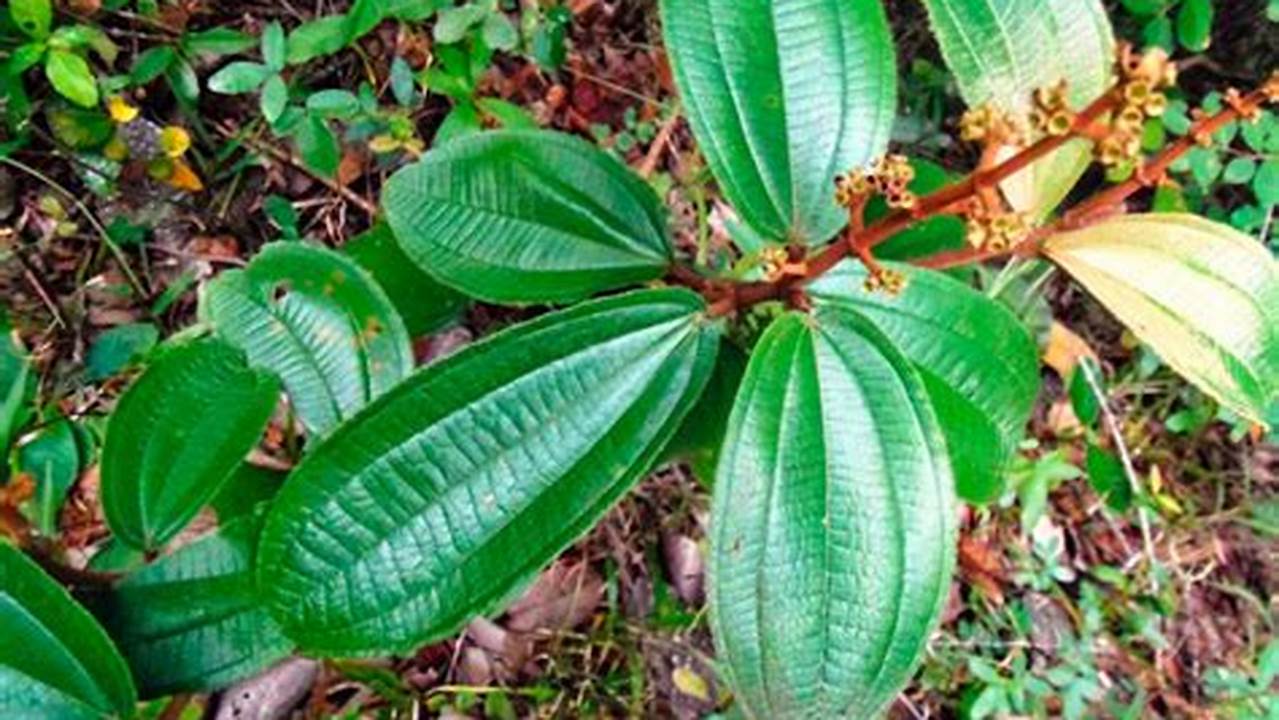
[159,126,191,158]
[1045,110,1075,137]
[107,95,140,123]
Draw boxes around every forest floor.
[0,0,1276,718]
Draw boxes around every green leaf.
[305,89,360,119]
[1,314,34,460]
[9,0,51,39]
[383,129,672,304]
[1085,443,1132,512]
[344,222,469,337]
[1176,0,1213,52]
[389,56,417,107]
[1044,213,1279,425]
[180,28,257,57]
[1222,157,1257,185]
[96,513,292,698]
[481,12,519,51]
[0,543,138,719]
[199,242,413,437]
[207,61,271,94]
[660,0,896,243]
[261,21,286,72]
[1142,15,1174,52]
[1069,359,1102,428]
[46,49,100,108]
[709,309,956,718]
[286,15,350,65]
[129,46,176,85]
[47,105,114,149]
[811,262,1040,503]
[475,97,536,129]
[165,58,200,104]
[86,323,159,381]
[258,289,720,655]
[1254,159,1279,207]
[259,73,288,125]
[432,101,482,145]
[921,0,1115,217]
[101,337,280,551]
[434,5,487,44]
[295,114,340,177]
[17,415,81,535]
[210,463,285,524]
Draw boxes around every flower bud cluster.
[1030,80,1075,137]
[1099,45,1177,167]
[963,200,1031,252]
[862,267,907,295]
[959,103,1031,147]
[835,154,918,211]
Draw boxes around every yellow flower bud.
[1046,110,1074,136]
[107,95,140,124]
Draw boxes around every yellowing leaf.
[160,126,191,158]
[166,159,204,192]
[672,666,710,702]
[1042,321,1099,380]
[367,134,402,154]
[1044,213,1279,424]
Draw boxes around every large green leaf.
[660,0,896,244]
[0,543,137,719]
[200,242,413,437]
[1044,213,1279,424]
[811,262,1040,503]
[344,222,469,337]
[382,130,672,305]
[96,513,292,698]
[921,0,1114,216]
[710,309,956,718]
[259,289,720,655]
[101,338,280,552]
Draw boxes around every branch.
[673,69,1279,311]
[918,82,1275,270]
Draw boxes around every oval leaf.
[922,0,1115,216]
[382,130,672,305]
[200,242,413,437]
[259,289,720,655]
[1044,213,1279,424]
[45,49,100,108]
[710,310,956,718]
[661,0,896,244]
[101,338,280,552]
[0,543,137,718]
[97,513,292,698]
[811,262,1041,503]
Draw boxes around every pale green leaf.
[1045,213,1279,424]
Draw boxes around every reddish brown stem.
[918,84,1272,270]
